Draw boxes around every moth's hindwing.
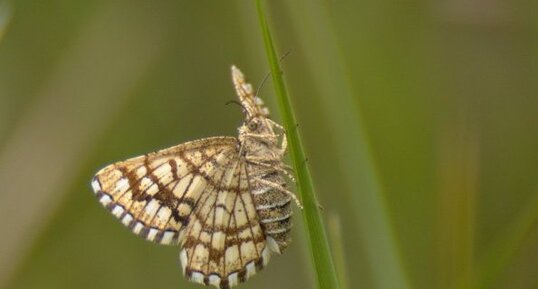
[180,160,270,288]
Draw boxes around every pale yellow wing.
[91,136,238,245]
[179,158,270,289]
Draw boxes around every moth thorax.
[239,126,279,155]
[241,139,278,160]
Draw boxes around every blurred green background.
[0,0,536,289]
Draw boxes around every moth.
[91,66,301,289]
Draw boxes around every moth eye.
[248,120,259,130]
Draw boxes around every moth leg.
[279,134,288,157]
[245,156,293,170]
[245,156,293,172]
[253,178,303,209]
[246,158,296,183]
[244,132,279,141]
[266,119,285,131]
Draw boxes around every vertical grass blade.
[255,1,341,289]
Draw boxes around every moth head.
[238,116,277,146]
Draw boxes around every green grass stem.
[255,1,341,289]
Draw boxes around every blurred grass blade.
[436,123,478,289]
[0,3,168,286]
[255,1,341,289]
[328,213,350,289]
[476,190,538,289]
[0,2,12,41]
[279,1,411,289]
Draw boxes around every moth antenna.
[225,99,248,115]
[255,50,292,97]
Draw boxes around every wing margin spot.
[91,176,102,192]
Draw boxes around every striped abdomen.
[250,169,292,253]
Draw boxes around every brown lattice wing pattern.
[91,137,238,245]
[180,159,269,289]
